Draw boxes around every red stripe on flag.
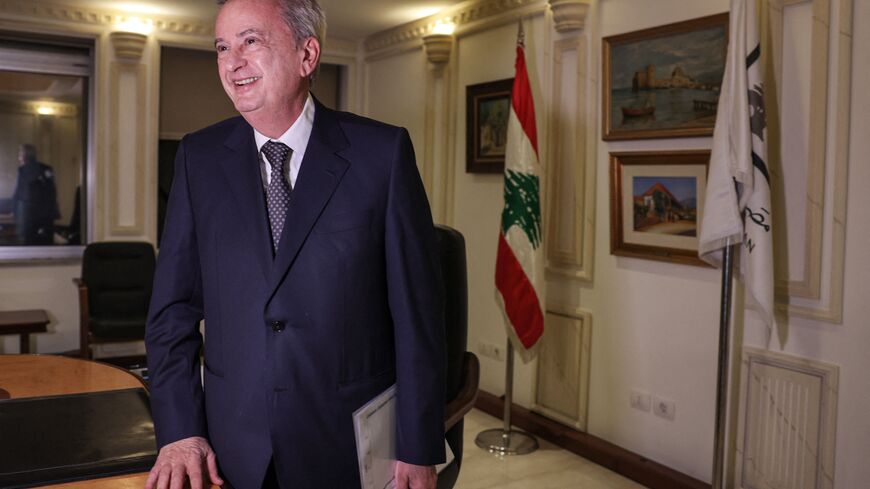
[495,233,544,349]
[511,45,539,157]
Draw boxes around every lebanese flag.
[495,22,545,363]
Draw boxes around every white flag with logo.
[699,0,774,328]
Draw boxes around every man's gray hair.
[217,0,326,83]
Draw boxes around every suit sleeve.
[384,128,447,465]
[145,136,208,449]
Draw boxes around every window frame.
[0,38,95,261]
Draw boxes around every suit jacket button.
[271,321,285,332]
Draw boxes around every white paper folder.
[353,384,454,489]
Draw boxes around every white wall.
[587,0,730,480]
[0,0,867,486]
[365,49,428,172]
[362,0,870,486]
[0,263,79,353]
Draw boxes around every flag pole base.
[475,428,539,455]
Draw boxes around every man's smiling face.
[214,0,306,118]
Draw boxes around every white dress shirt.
[253,93,315,189]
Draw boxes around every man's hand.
[394,461,436,489]
[145,436,224,489]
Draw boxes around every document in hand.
[353,384,455,489]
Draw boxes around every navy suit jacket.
[146,100,446,488]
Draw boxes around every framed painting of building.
[602,13,729,141]
[609,150,711,267]
[466,78,513,173]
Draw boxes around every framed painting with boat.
[602,13,729,141]
[609,150,711,267]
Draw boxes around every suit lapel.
[218,119,272,284]
[266,101,350,301]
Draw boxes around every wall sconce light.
[111,18,152,62]
[36,106,56,115]
[432,20,456,36]
[110,31,147,62]
[548,0,591,32]
[423,21,455,65]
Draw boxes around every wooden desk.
[1,356,147,488]
[0,355,220,489]
[0,309,49,353]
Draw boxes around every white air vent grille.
[736,348,838,489]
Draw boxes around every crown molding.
[364,0,546,53]
[0,0,212,37]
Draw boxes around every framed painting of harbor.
[466,78,513,173]
[609,151,711,267]
[602,13,728,141]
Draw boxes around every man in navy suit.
[144,0,445,487]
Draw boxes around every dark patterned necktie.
[262,140,292,253]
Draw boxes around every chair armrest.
[72,278,90,358]
[444,352,480,432]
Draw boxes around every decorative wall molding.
[533,304,592,430]
[545,35,595,281]
[735,347,839,489]
[765,0,852,322]
[110,31,146,62]
[364,0,546,54]
[767,0,828,301]
[0,0,211,37]
[423,62,454,223]
[422,34,453,64]
[548,0,590,32]
[107,61,147,237]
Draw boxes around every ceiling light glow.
[36,106,55,115]
[116,17,154,35]
[432,20,456,35]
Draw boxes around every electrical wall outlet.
[478,342,505,362]
[652,396,676,421]
[630,389,651,412]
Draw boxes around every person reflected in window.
[12,144,59,245]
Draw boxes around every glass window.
[0,37,92,259]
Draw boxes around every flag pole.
[479,15,541,457]
[474,340,539,455]
[711,239,736,489]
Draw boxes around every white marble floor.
[454,409,647,489]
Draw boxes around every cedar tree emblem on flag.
[495,22,545,363]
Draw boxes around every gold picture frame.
[610,150,711,267]
[602,13,729,141]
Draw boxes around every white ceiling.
[78,0,465,40]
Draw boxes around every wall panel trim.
[767,0,851,323]
[107,61,146,237]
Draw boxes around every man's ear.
[299,37,321,78]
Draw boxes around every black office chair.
[435,225,480,489]
[73,241,155,368]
